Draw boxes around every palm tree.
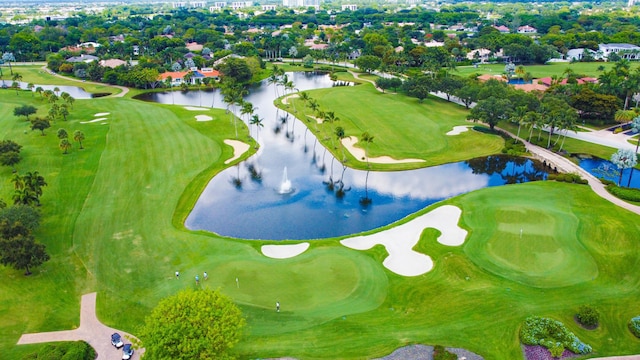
[53,86,60,96]
[240,101,255,126]
[614,109,636,124]
[74,130,85,149]
[511,106,528,142]
[59,105,69,121]
[631,116,640,153]
[35,86,43,99]
[249,114,264,147]
[361,131,374,168]
[558,109,578,152]
[65,96,75,109]
[59,139,72,154]
[611,148,637,186]
[335,126,346,163]
[27,83,34,97]
[57,128,68,139]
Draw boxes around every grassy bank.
[1,75,639,359]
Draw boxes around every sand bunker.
[94,112,110,117]
[340,205,467,276]
[195,115,213,122]
[262,243,310,259]
[80,118,107,124]
[282,93,299,105]
[446,126,471,136]
[223,139,250,164]
[341,136,425,164]
[184,106,210,111]
[307,115,323,124]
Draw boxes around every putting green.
[460,185,598,288]
[219,247,389,334]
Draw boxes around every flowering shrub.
[629,316,640,338]
[576,305,599,327]
[520,316,592,356]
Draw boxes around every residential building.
[191,1,206,7]
[341,4,358,11]
[517,25,537,34]
[262,4,277,10]
[172,2,187,8]
[493,25,510,33]
[598,43,640,60]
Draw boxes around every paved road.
[18,292,144,360]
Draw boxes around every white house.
[566,48,602,61]
[341,4,358,11]
[517,25,537,34]
[598,43,640,60]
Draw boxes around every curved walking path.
[18,292,144,359]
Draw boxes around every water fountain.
[278,167,293,194]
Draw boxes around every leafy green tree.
[13,105,37,121]
[73,130,85,149]
[0,151,21,172]
[468,96,513,130]
[302,54,314,68]
[31,119,51,135]
[0,140,21,155]
[403,75,433,103]
[0,204,47,276]
[138,289,245,360]
[354,55,382,73]
[0,232,49,275]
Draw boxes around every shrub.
[22,341,95,360]
[520,316,592,355]
[433,345,457,360]
[576,305,599,327]
[629,316,640,338]
[551,173,587,184]
[606,184,640,203]
[614,127,624,134]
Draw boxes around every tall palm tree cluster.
[11,171,47,207]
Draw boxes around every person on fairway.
[276,301,280,312]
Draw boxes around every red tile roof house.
[157,68,220,86]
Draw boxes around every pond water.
[578,155,639,188]
[138,72,549,240]
[6,81,94,99]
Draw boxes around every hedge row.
[22,341,96,360]
[547,173,589,185]
[605,184,640,203]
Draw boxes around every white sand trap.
[195,115,213,122]
[340,205,467,276]
[341,136,425,164]
[80,118,107,124]
[224,139,250,164]
[307,115,323,124]
[282,93,299,105]
[446,125,471,136]
[94,112,110,117]
[184,106,210,111]
[262,242,310,259]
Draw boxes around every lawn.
[283,82,505,170]
[455,61,640,79]
[1,76,640,360]
[3,65,122,96]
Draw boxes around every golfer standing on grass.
[276,301,280,312]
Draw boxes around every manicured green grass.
[285,82,505,170]
[1,77,640,360]
[455,62,640,79]
[4,65,121,96]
